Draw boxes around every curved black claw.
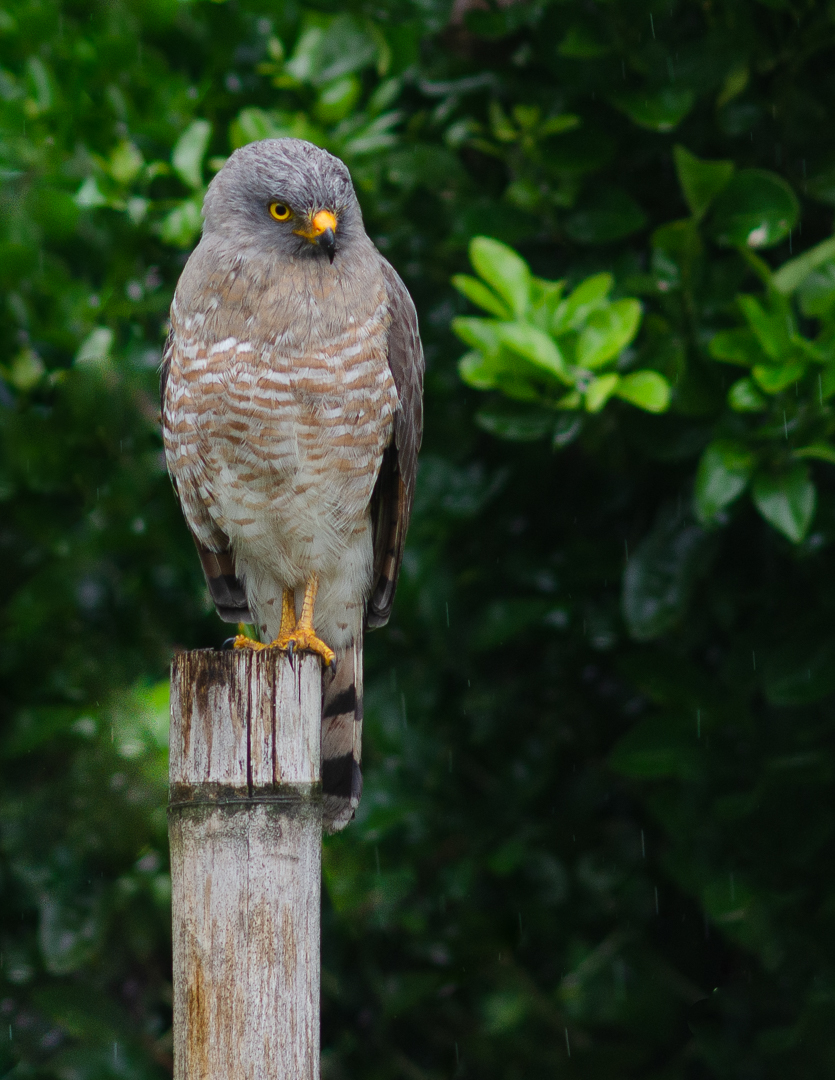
[222,637,237,650]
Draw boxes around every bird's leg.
[232,588,296,652]
[282,573,336,668]
[273,587,298,649]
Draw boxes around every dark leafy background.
[3,0,835,1075]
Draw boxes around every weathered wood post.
[168,649,322,1079]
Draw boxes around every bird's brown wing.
[160,331,253,624]
[367,262,424,629]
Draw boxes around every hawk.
[161,139,423,831]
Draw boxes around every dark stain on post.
[182,652,223,763]
[187,954,210,1080]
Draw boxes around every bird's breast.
[164,295,397,558]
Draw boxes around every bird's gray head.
[202,138,364,264]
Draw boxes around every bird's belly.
[173,347,397,580]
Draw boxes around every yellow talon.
[232,633,266,651]
[284,626,335,667]
[232,578,334,667]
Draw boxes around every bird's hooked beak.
[294,209,338,263]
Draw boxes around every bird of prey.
[161,138,423,831]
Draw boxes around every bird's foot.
[232,634,268,651]
[231,582,334,666]
[231,628,335,667]
[281,626,336,668]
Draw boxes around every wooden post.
[168,649,322,1079]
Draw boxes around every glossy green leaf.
[470,236,531,317]
[452,274,513,318]
[497,322,568,380]
[26,55,54,112]
[451,316,502,355]
[576,298,642,369]
[752,464,816,542]
[751,359,806,393]
[728,377,767,411]
[285,16,377,85]
[793,443,835,464]
[109,140,144,185]
[539,113,581,136]
[737,294,793,361]
[528,278,566,331]
[74,328,114,370]
[806,164,835,206]
[74,175,108,208]
[172,119,212,190]
[229,107,313,149]
[709,328,765,366]
[652,218,703,268]
[584,372,620,412]
[564,187,647,244]
[159,196,203,247]
[316,74,362,123]
[796,263,835,318]
[615,370,671,412]
[710,169,799,248]
[673,145,734,221]
[552,272,613,333]
[610,87,696,132]
[772,235,835,295]
[821,366,835,401]
[458,350,498,389]
[622,511,710,640]
[5,348,45,390]
[694,440,755,523]
[557,389,583,409]
[343,111,401,156]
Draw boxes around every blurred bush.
[3,0,835,1076]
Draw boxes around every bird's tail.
[321,633,363,833]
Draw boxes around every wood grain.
[169,649,322,1079]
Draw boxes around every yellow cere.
[311,209,337,236]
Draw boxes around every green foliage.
[674,144,735,223]
[454,238,668,432]
[5,0,835,1077]
[461,147,835,547]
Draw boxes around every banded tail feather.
[193,539,253,623]
[321,634,363,833]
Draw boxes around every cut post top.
[169,648,323,801]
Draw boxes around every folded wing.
[367,262,425,629]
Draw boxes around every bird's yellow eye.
[269,202,292,222]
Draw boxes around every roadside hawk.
[161,138,424,832]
